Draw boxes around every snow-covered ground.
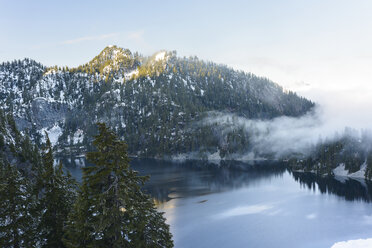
[333,163,366,179]
[155,51,166,61]
[40,124,62,146]
[349,162,367,178]
[207,150,221,161]
[124,68,139,80]
[73,129,84,144]
[331,238,372,248]
[333,163,349,177]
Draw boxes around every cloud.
[62,32,119,45]
[200,99,372,160]
[201,107,327,159]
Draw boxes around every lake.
[63,158,372,248]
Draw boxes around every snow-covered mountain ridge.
[0,46,314,159]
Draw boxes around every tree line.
[0,111,173,248]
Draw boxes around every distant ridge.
[0,46,314,160]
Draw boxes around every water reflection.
[292,171,372,202]
[62,158,372,247]
[62,157,372,203]
[129,159,287,204]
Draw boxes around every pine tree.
[64,123,173,247]
[62,181,94,247]
[0,162,37,248]
[366,151,372,180]
[38,134,77,248]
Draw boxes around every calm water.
[64,158,372,248]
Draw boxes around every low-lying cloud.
[201,103,369,159]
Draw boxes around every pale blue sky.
[3,0,371,68]
[2,0,372,129]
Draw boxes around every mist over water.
[229,50,372,160]
[202,101,372,159]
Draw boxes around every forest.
[0,46,314,159]
[0,109,173,247]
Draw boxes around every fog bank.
[201,101,371,158]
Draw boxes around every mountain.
[0,46,314,160]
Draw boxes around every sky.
[2,0,372,131]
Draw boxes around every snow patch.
[333,162,366,179]
[207,150,221,162]
[102,65,111,74]
[125,68,138,80]
[74,158,85,167]
[44,68,57,75]
[333,164,349,177]
[73,129,84,144]
[349,162,367,179]
[60,91,65,101]
[155,51,166,61]
[331,238,372,248]
[40,124,62,146]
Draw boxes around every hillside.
[0,46,314,159]
[0,109,42,175]
[288,129,372,180]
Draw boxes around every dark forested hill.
[0,46,314,159]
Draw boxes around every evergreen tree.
[64,123,173,247]
[366,151,372,180]
[0,163,37,248]
[0,49,314,160]
[38,134,77,248]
